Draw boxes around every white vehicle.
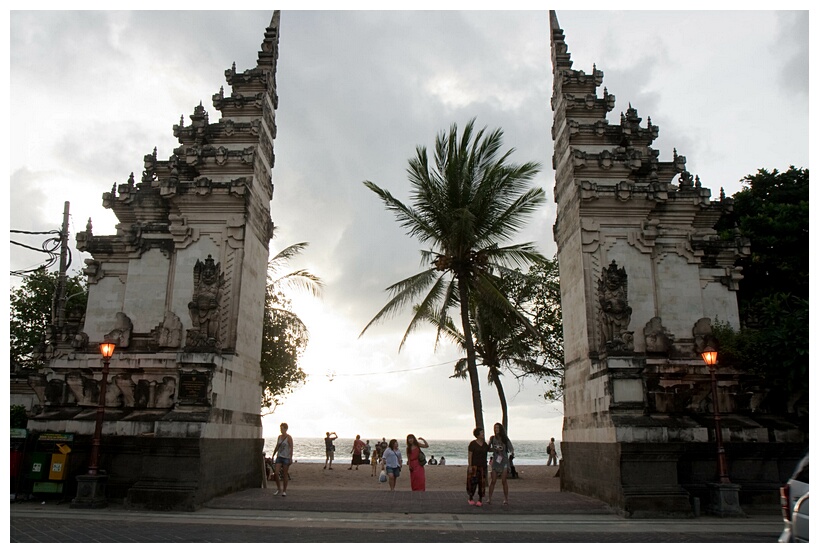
[779,453,809,543]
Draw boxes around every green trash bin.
[28,452,50,481]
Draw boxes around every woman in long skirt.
[406,434,429,491]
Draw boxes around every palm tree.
[418,267,556,433]
[261,243,323,412]
[361,119,545,431]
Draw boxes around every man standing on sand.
[324,431,337,470]
[547,437,558,466]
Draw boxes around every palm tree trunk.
[489,367,508,431]
[458,276,484,431]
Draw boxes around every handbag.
[379,470,387,482]
[418,449,426,466]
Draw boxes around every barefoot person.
[467,427,489,506]
[487,422,514,505]
[324,431,338,470]
[349,434,365,470]
[272,422,294,497]
[406,434,429,491]
[382,439,403,491]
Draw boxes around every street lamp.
[88,342,116,475]
[701,347,730,484]
[72,341,115,509]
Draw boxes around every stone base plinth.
[707,482,745,517]
[71,474,108,509]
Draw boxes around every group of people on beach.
[267,421,516,505]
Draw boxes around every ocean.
[264,437,561,466]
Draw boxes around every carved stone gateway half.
[28,13,281,511]
[550,11,804,517]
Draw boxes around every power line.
[9,229,63,276]
[315,359,458,379]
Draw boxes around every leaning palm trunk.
[488,367,509,431]
[458,276,484,431]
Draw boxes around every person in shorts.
[323,431,337,470]
[487,422,514,505]
[272,422,293,496]
[382,439,403,491]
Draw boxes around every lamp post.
[701,346,743,516]
[72,342,115,509]
[88,342,115,475]
[701,347,730,484]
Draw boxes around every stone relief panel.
[598,260,634,353]
[186,255,224,349]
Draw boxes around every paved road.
[10,488,783,543]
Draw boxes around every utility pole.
[53,201,70,334]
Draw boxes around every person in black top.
[466,427,490,506]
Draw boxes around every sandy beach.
[271,462,560,493]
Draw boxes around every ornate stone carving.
[157,311,183,348]
[114,374,136,407]
[168,214,199,249]
[66,371,96,406]
[692,317,719,355]
[104,312,132,348]
[155,376,177,408]
[615,180,632,201]
[598,260,634,353]
[644,317,673,354]
[71,331,89,350]
[83,258,103,284]
[187,255,223,348]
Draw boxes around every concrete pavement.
[10,487,784,542]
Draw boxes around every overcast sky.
[7,6,810,441]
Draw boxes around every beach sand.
[272,462,560,492]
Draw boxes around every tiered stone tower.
[550,11,803,516]
[27,13,281,510]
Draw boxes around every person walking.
[382,439,403,491]
[466,427,490,506]
[406,434,429,491]
[547,437,558,466]
[487,422,514,506]
[323,431,337,470]
[363,440,372,463]
[349,434,365,470]
[271,422,293,497]
[370,443,380,476]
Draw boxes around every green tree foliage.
[362,119,545,431]
[421,257,564,432]
[261,243,323,412]
[9,268,87,372]
[11,405,28,429]
[503,257,565,401]
[714,167,808,415]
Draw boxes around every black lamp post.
[88,342,115,475]
[701,347,730,484]
[700,346,743,516]
[72,342,115,509]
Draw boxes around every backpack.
[418,449,427,466]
